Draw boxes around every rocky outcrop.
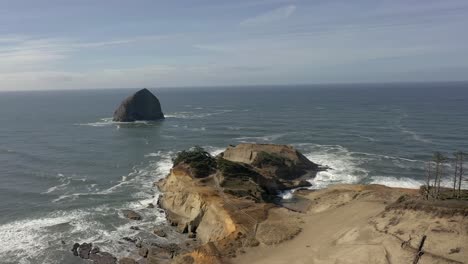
[113,88,164,122]
[221,143,320,180]
[156,144,322,263]
[71,243,117,264]
[122,210,142,220]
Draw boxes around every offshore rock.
[113,88,164,122]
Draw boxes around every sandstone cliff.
[157,144,318,263]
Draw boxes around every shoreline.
[152,144,468,264]
[68,144,467,264]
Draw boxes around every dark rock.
[153,229,166,237]
[135,240,143,248]
[78,243,92,259]
[113,88,164,122]
[118,257,137,264]
[188,233,196,239]
[122,210,142,220]
[90,251,117,264]
[147,203,155,208]
[130,226,140,231]
[71,243,80,256]
[91,246,100,254]
[138,247,149,258]
[122,237,137,243]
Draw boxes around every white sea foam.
[6,150,177,262]
[399,126,432,143]
[41,173,73,194]
[52,151,174,203]
[357,135,378,142]
[0,209,94,263]
[76,117,153,127]
[298,144,368,189]
[279,190,294,199]
[226,126,243,130]
[235,133,287,143]
[369,176,423,188]
[204,146,225,156]
[165,110,233,119]
[352,151,422,163]
[0,200,168,263]
[369,175,468,189]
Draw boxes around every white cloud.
[0,34,171,74]
[240,5,296,26]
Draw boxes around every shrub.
[173,146,216,177]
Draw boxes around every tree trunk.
[425,163,432,199]
[458,154,464,199]
[435,163,441,199]
[453,158,458,197]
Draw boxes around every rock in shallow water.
[71,243,80,256]
[78,243,92,259]
[153,228,167,237]
[122,210,142,220]
[71,242,117,264]
[113,88,164,122]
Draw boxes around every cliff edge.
[157,144,319,263]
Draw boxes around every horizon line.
[1,80,467,93]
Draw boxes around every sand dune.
[234,185,467,264]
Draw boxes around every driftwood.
[412,235,427,264]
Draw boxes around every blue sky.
[1,0,467,90]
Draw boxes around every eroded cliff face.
[157,144,318,264]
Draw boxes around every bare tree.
[454,151,465,199]
[453,152,459,198]
[424,162,433,199]
[432,152,447,199]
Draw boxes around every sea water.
[0,83,467,263]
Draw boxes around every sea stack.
[113,88,164,122]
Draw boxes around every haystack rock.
[113,89,164,122]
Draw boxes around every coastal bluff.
[157,144,321,263]
[97,143,467,264]
[113,88,164,122]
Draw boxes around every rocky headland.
[72,143,468,264]
[113,89,164,122]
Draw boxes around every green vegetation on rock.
[173,146,216,177]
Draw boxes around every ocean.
[0,82,467,263]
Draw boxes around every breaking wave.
[2,150,177,263]
[165,110,233,119]
[298,144,368,189]
[235,133,288,143]
[76,117,154,127]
